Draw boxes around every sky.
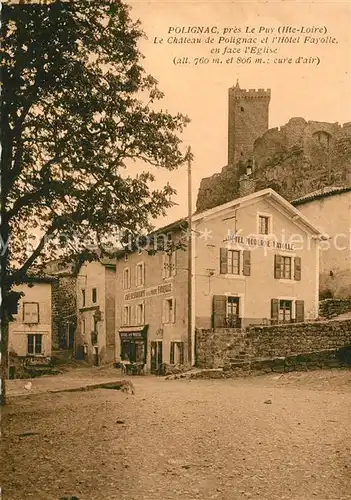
[126,0,351,229]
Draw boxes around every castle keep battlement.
[229,87,271,98]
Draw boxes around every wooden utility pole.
[187,146,193,366]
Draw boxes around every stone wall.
[51,274,77,350]
[319,299,351,319]
[195,319,351,369]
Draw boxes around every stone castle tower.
[196,84,351,213]
[228,81,271,166]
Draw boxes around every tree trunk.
[0,316,9,405]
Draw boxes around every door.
[93,346,99,366]
[68,324,75,349]
[150,341,163,374]
[226,296,241,327]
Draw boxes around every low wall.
[319,299,351,319]
[195,319,351,369]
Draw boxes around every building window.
[136,303,144,325]
[227,250,240,275]
[81,318,85,335]
[136,263,145,287]
[281,256,292,279]
[164,298,175,324]
[125,253,129,261]
[123,268,130,289]
[92,288,97,304]
[81,289,86,307]
[27,334,43,355]
[170,341,184,365]
[163,252,176,279]
[274,255,292,280]
[23,302,39,324]
[123,305,132,326]
[258,215,270,235]
[279,300,292,323]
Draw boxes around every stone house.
[45,259,77,351]
[193,188,322,336]
[115,218,188,374]
[8,277,54,366]
[115,188,322,372]
[292,186,351,298]
[75,259,116,365]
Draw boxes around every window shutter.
[220,248,228,274]
[271,299,279,323]
[274,255,282,279]
[242,250,251,276]
[295,300,305,322]
[172,251,177,276]
[23,303,39,324]
[162,254,166,279]
[212,295,227,328]
[170,342,175,364]
[294,257,302,281]
[162,299,166,324]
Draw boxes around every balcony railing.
[224,315,242,328]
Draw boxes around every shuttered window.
[279,300,292,322]
[258,216,269,235]
[27,334,42,354]
[227,250,240,274]
[164,298,175,323]
[136,303,144,325]
[274,255,292,279]
[123,268,130,289]
[23,302,39,324]
[220,248,250,276]
[136,263,145,286]
[163,252,176,279]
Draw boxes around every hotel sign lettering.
[124,283,172,301]
[223,234,294,251]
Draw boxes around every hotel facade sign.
[223,234,294,251]
[124,282,173,301]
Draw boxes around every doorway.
[150,340,163,374]
[212,295,241,328]
[93,346,99,366]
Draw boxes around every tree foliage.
[1,0,189,289]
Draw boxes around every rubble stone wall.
[195,319,351,369]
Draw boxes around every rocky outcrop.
[196,119,351,212]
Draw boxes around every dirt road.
[1,370,351,500]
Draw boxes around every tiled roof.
[292,186,351,205]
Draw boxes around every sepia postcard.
[1,0,350,499]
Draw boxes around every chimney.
[239,161,256,197]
